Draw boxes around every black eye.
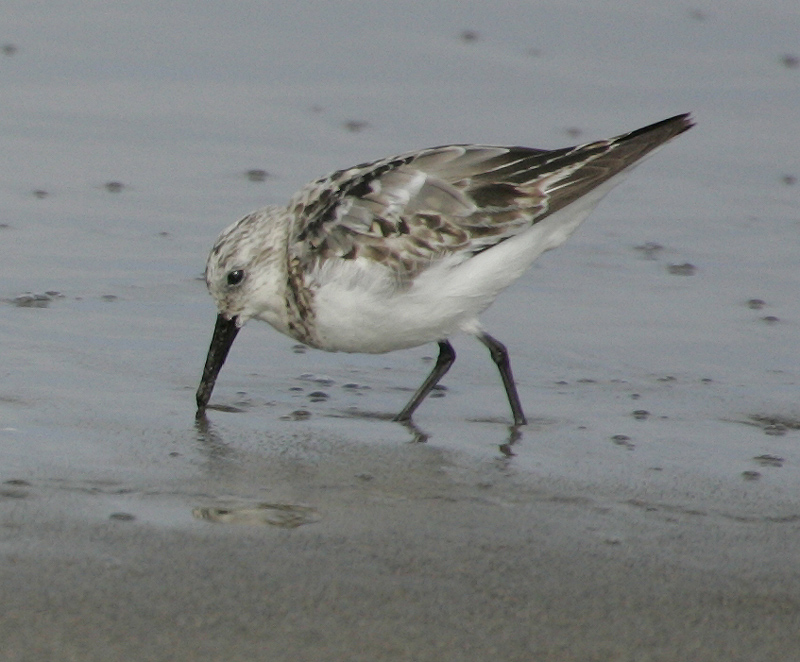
[227,269,245,286]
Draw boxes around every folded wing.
[287,113,693,282]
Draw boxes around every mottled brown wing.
[287,114,692,281]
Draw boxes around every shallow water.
[1,2,799,659]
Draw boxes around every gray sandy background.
[1,1,800,660]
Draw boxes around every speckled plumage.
[197,114,693,424]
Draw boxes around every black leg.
[478,332,527,426]
[394,340,456,422]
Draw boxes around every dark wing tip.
[530,113,694,220]
[676,112,695,130]
[620,113,695,144]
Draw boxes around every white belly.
[311,263,480,353]
[308,188,609,353]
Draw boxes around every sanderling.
[196,114,693,425]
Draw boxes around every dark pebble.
[282,409,311,421]
[633,241,664,259]
[246,169,269,182]
[780,54,799,69]
[11,293,55,308]
[343,120,368,133]
[109,512,136,521]
[667,263,696,276]
[753,454,784,467]
[611,434,635,449]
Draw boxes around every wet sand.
[2,424,800,662]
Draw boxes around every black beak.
[196,313,240,416]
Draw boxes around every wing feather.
[287,114,692,283]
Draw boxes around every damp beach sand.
[2,429,800,661]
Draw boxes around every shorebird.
[196,114,693,425]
